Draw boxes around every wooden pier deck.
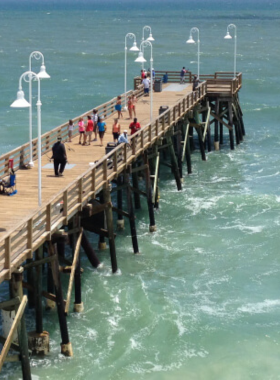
[0,72,242,285]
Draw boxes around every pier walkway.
[0,72,242,285]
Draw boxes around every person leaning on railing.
[118,130,131,147]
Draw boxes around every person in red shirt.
[129,118,141,135]
[84,115,94,145]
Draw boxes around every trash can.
[154,79,162,92]
[159,106,169,124]
[163,73,168,83]
[105,142,118,155]
[159,106,169,115]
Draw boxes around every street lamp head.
[187,36,195,44]
[135,51,146,63]
[10,90,31,108]
[224,31,232,39]
[130,42,140,52]
[37,64,51,79]
[147,33,155,42]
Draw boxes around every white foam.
[238,299,280,314]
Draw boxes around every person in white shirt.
[142,76,150,97]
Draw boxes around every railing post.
[63,190,68,223]
[46,204,51,235]
[124,144,127,163]
[155,119,159,137]
[113,151,117,173]
[91,167,96,196]
[4,236,11,280]
[78,178,83,210]
[141,130,144,149]
[27,218,33,258]
[103,160,107,182]
[149,124,152,142]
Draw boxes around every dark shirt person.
[52,137,67,176]
[192,75,200,91]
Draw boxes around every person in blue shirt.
[97,116,106,146]
[118,130,130,146]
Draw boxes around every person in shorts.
[97,116,106,146]
[112,118,121,142]
[142,76,150,96]
[78,117,85,145]
[85,115,94,145]
[92,109,99,141]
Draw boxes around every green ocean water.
[1,1,280,379]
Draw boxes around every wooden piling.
[228,102,235,150]
[10,269,32,380]
[47,242,73,357]
[98,191,107,250]
[124,172,139,254]
[116,175,125,230]
[166,135,182,190]
[103,185,118,272]
[132,162,141,210]
[81,232,100,268]
[35,246,43,334]
[144,152,156,232]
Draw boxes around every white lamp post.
[124,33,139,111]
[11,71,42,207]
[224,24,237,78]
[28,51,50,167]
[187,27,200,80]
[135,40,153,122]
[141,26,155,71]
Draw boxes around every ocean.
[1,0,280,379]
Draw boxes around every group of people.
[67,109,107,147]
[114,92,137,120]
[180,67,200,90]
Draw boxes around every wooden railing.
[134,71,242,96]
[0,81,207,284]
[0,86,145,180]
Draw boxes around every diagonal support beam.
[65,229,83,314]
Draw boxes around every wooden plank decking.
[0,72,242,284]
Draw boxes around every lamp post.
[135,40,153,122]
[28,51,50,167]
[186,27,200,80]
[141,26,155,71]
[224,24,237,78]
[124,33,139,111]
[11,71,42,207]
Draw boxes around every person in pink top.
[78,117,85,145]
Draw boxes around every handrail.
[0,85,145,180]
[0,81,208,283]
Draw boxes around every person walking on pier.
[132,92,137,117]
[67,119,74,142]
[129,118,141,135]
[52,137,67,177]
[180,67,186,84]
[115,95,123,119]
[85,115,94,145]
[97,116,107,146]
[92,109,99,141]
[78,117,85,145]
[142,76,150,96]
[192,75,200,91]
[112,118,121,142]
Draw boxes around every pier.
[0,71,243,378]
